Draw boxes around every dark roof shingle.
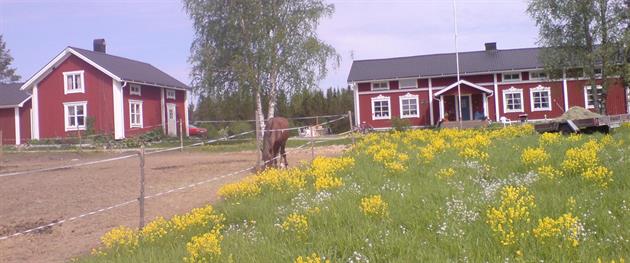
[71,47,190,90]
[347,47,543,82]
[0,82,30,107]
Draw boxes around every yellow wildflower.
[360,195,389,218]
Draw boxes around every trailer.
[534,113,630,134]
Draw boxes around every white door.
[167,103,177,136]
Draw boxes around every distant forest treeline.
[191,87,354,137]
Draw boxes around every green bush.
[391,116,411,131]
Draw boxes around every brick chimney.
[485,42,497,51]
[93,39,106,53]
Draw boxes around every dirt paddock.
[0,145,345,263]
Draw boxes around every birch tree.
[0,35,20,83]
[184,0,338,132]
[527,0,625,113]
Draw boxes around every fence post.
[347,110,355,146]
[138,144,145,230]
[78,130,82,152]
[0,130,3,169]
[179,120,184,152]
[255,110,262,170]
[310,126,315,161]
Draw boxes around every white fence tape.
[0,141,317,241]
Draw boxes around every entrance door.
[460,95,472,121]
[167,103,177,136]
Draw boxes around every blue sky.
[1,0,537,91]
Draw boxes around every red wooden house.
[0,83,31,145]
[348,43,630,129]
[0,39,190,145]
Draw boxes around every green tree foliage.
[0,35,20,83]
[183,0,339,126]
[192,86,354,134]
[527,0,627,113]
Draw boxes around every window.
[63,71,85,94]
[584,85,603,109]
[371,95,391,120]
[399,93,419,118]
[130,84,141,96]
[502,72,521,82]
[398,79,417,89]
[530,85,551,111]
[129,100,143,128]
[371,81,389,91]
[529,71,547,80]
[503,87,523,113]
[64,102,87,131]
[166,89,176,99]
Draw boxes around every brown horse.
[262,117,290,169]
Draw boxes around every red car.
[188,125,208,137]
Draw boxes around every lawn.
[80,124,630,262]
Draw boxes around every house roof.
[70,47,190,90]
[433,80,493,97]
[0,82,30,108]
[347,47,543,82]
[21,46,190,91]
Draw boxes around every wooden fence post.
[310,126,315,161]
[138,145,146,230]
[348,110,355,146]
[0,130,3,169]
[78,130,82,152]
[179,120,184,152]
[255,110,262,170]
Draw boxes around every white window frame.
[63,101,87,131]
[503,87,524,113]
[63,70,85,94]
[166,89,176,99]
[530,85,552,112]
[129,100,143,128]
[529,71,547,81]
[584,85,603,109]
[371,95,391,120]
[130,84,142,96]
[502,72,521,82]
[398,79,417,89]
[371,81,389,91]
[399,93,419,118]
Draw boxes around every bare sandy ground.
[0,145,345,263]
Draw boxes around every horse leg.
[281,144,288,168]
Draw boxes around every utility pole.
[138,145,146,230]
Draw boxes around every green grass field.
[80,125,630,262]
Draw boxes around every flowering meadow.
[81,124,630,262]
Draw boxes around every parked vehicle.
[188,125,208,137]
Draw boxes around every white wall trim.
[184,90,190,136]
[493,74,500,121]
[502,87,524,113]
[562,70,569,112]
[483,93,489,118]
[399,93,420,119]
[428,78,434,125]
[113,80,125,139]
[371,95,391,120]
[31,85,39,139]
[14,107,20,145]
[161,87,166,133]
[439,95,445,120]
[353,83,361,126]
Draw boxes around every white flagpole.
[453,0,463,128]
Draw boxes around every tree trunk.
[267,69,278,119]
[256,90,266,155]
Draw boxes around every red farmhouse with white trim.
[348,43,630,129]
[0,39,190,145]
